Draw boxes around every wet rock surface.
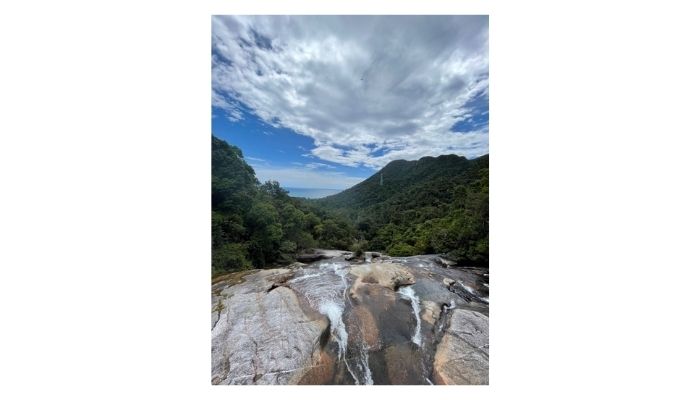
[433,309,489,385]
[211,269,329,385]
[212,253,489,385]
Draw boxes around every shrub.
[350,239,368,257]
[212,243,250,273]
[387,242,416,257]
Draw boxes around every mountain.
[314,154,489,265]
[211,134,488,271]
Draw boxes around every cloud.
[251,165,364,189]
[212,16,488,169]
[306,162,335,170]
[245,156,267,163]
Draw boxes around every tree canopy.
[313,153,489,265]
[212,135,488,274]
[211,136,355,274]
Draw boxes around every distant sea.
[285,187,341,199]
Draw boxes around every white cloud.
[245,156,267,163]
[252,165,364,189]
[212,16,488,169]
[306,162,335,170]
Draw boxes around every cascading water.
[398,286,422,347]
[288,260,373,385]
[289,261,350,357]
[459,280,490,304]
[212,253,489,385]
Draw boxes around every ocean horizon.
[284,187,342,199]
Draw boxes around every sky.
[212,15,489,190]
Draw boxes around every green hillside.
[211,134,489,271]
[314,154,489,265]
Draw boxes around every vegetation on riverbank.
[212,136,355,274]
[212,135,488,273]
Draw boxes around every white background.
[1,0,699,399]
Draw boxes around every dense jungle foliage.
[212,136,356,274]
[212,135,489,274]
[313,154,489,265]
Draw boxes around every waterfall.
[289,261,351,358]
[288,260,373,384]
[398,286,422,347]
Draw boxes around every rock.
[344,254,362,262]
[433,256,457,268]
[213,253,489,385]
[420,300,441,326]
[433,309,489,385]
[349,263,416,292]
[445,280,487,305]
[384,344,425,384]
[297,350,336,385]
[296,253,327,263]
[288,262,307,270]
[219,269,290,296]
[212,270,330,385]
[347,305,380,350]
[314,249,352,258]
[297,249,351,262]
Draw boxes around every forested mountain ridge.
[211,136,356,273]
[314,154,489,265]
[211,134,488,273]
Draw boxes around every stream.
[211,251,489,385]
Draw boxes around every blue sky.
[212,16,489,190]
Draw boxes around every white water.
[288,260,373,384]
[289,261,350,357]
[352,342,374,385]
[398,286,422,347]
[288,271,323,283]
[319,301,348,356]
[459,281,489,303]
[460,281,475,294]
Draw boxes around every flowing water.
[215,253,489,385]
[288,259,376,384]
[398,286,422,347]
[288,254,488,384]
[289,261,351,359]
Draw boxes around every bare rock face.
[349,263,415,295]
[211,269,330,385]
[384,344,424,384]
[433,309,489,385]
[297,350,337,385]
[212,256,489,385]
[347,305,380,350]
[420,300,441,326]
